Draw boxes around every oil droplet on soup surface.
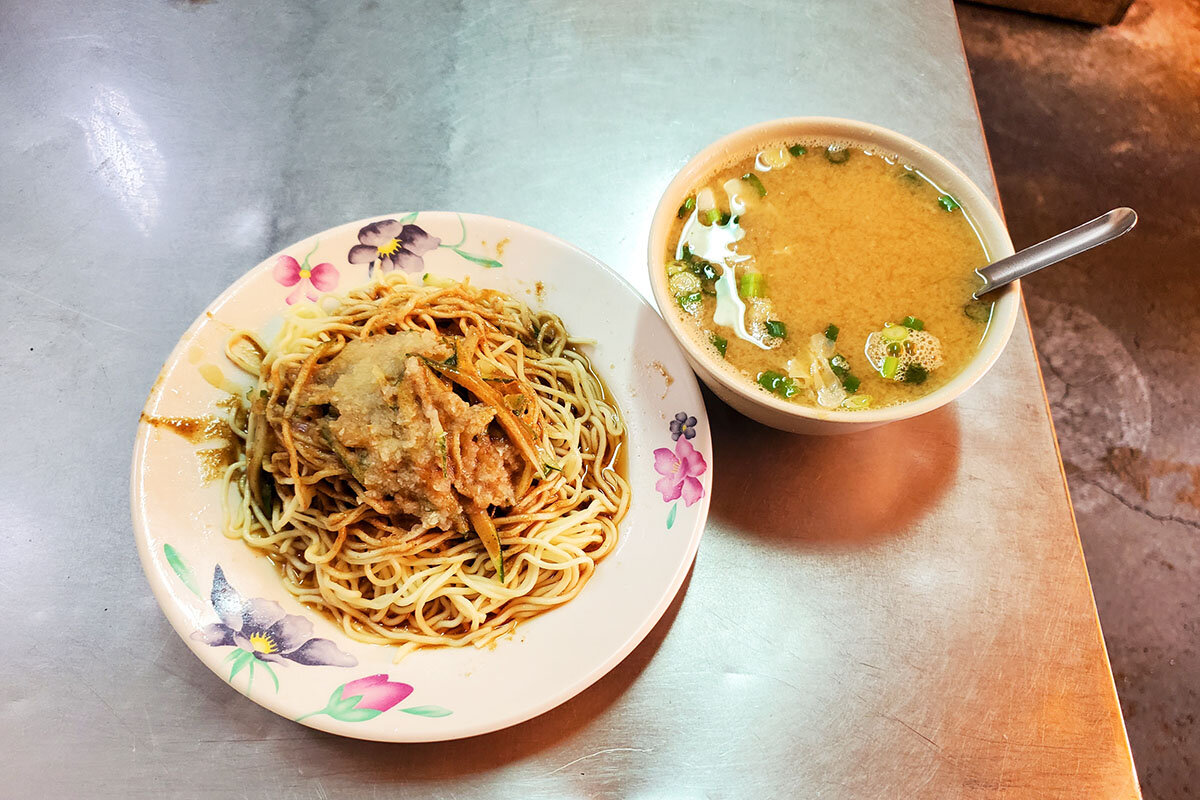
[666,142,993,410]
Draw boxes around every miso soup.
[664,141,994,411]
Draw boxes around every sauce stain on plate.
[140,410,236,483]
[648,360,674,398]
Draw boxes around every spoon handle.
[975,207,1138,297]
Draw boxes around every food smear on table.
[665,141,994,410]
[218,273,629,657]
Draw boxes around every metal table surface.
[0,1,1140,797]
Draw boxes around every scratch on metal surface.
[880,713,941,752]
[79,677,141,743]
[2,278,139,335]
[35,34,109,45]
[139,704,158,750]
[190,736,307,744]
[537,747,652,778]
[960,732,1078,752]
[459,1,503,35]
[725,670,809,697]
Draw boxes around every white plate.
[131,212,713,741]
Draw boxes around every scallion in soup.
[665,141,994,411]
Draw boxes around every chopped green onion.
[825,146,850,164]
[668,271,702,297]
[881,324,909,343]
[886,342,901,357]
[824,323,839,341]
[788,144,807,157]
[321,422,367,485]
[701,208,721,226]
[765,319,787,338]
[881,356,900,380]
[937,194,961,212]
[717,211,731,225]
[417,347,459,371]
[260,472,276,513]
[964,300,992,322]
[676,292,702,311]
[756,370,797,398]
[842,394,871,410]
[742,173,767,197]
[690,259,720,282]
[437,431,449,474]
[666,259,690,276]
[829,354,850,378]
[738,272,765,298]
[903,364,928,384]
[901,315,924,331]
[424,273,458,288]
[677,196,696,218]
[829,354,859,391]
[709,333,728,357]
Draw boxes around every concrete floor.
[957,2,1199,796]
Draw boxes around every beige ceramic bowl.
[648,117,1020,435]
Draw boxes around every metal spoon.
[974,207,1138,298]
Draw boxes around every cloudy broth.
[665,141,994,411]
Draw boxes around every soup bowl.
[647,117,1019,435]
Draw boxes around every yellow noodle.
[220,273,629,657]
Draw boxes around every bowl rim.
[647,116,1019,426]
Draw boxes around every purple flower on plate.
[669,412,698,441]
[191,565,356,668]
[348,219,440,274]
[653,437,707,507]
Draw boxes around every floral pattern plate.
[131,212,712,742]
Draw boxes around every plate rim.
[130,211,713,742]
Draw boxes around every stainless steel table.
[0,1,1140,797]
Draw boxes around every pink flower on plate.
[339,674,414,715]
[295,674,412,723]
[296,673,453,723]
[274,254,338,304]
[653,437,707,507]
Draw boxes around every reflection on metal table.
[0,0,1139,797]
